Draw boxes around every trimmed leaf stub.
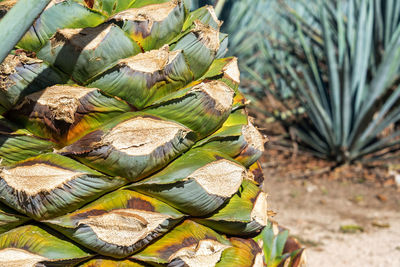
[45,189,184,258]
[0,55,68,113]
[0,153,127,220]
[183,5,222,31]
[0,225,91,266]
[89,45,193,109]
[132,220,232,266]
[193,180,268,236]
[11,85,131,145]
[18,0,106,52]
[196,109,265,167]
[147,80,234,139]
[132,149,246,216]
[61,113,196,181]
[38,23,141,84]
[110,0,186,51]
[171,20,220,79]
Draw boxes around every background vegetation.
[202,0,400,164]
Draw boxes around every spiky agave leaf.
[249,0,400,162]
[254,222,307,267]
[0,0,51,63]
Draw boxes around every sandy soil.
[264,166,400,267]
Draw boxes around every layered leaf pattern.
[0,0,270,265]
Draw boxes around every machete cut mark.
[223,57,240,84]
[111,0,179,34]
[20,85,96,124]
[112,1,178,22]
[192,81,234,112]
[53,24,112,50]
[243,123,265,152]
[0,54,42,91]
[119,45,178,73]
[169,239,230,267]
[102,117,190,156]
[192,20,220,51]
[188,159,245,198]
[206,6,222,27]
[78,209,171,246]
[251,192,268,226]
[0,163,83,195]
[0,248,48,267]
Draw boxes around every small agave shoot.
[0,0,307,266]
[247,0,400,163]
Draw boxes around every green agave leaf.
[0,225,91,266]
[0,153,127,220]
[0,1,16,19]
[61,112,196,181]
[18,0,106,52]
[79,258,149,267]
[145,80,234,139]
[193,180,267,236]
[131,149,247,216]
[254,222,304,267]
[0,133,55,165]
[286,248,307,267]
[75,0,136,16]
[88,45,193,109]
[217,237,264,267]
[46,189,184,258]
[170,20,220,80]
[182,5,221,31]
[132,220,232,265]
[109,0,186,51]
[0,0,50,64]
[200,57,240,86]
[129,0,172,9]
[195,108,265,167]
[0,54,68,112]
[38,23,141,84]
[0,202,29,234]
[216,32,229,58]
[197,57,244,109]
[10,85,132,145]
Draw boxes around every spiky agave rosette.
[0,0,270,266]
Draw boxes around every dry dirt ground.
[262,151,400,267]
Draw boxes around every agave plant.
[250,0,400,163]
[254,222,306,267]
[0,0,278,265]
